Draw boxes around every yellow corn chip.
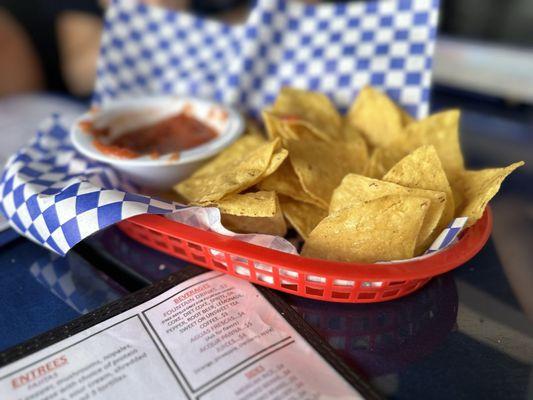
[192,133,265,178]
[221,213,287,236]
[346,86,413,148]
[286,139,367,208]
[280,196,327,239]
[302,195,430,263]
[383,145,455,230]
[351,135,370,168]
[330,174,446,252]
[263,110,326,143]
[342,118,366,143]
[216,191,278,217]
[263,148,288,177]
[263,110,297,141]
[175,139,279,203]
[257,161,323,207]
[272,87,342,140]
[403,109,464,179]
[457,161,524,226]
[284,119,334,142]
[449,179,466,214]
[366,110,464,182]
[363,147,406,179]
[221,193,287,236]
[341,123,370,166]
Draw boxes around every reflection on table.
[287,274,457,377]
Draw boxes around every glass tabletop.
[0,239,126,351]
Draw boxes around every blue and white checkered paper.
[0,116,297,255]
[1,0,463,259]
[0,115,182,255]
[95,0,439,118]
[426,217,468,253]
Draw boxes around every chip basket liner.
[0,0,492,303]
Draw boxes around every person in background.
[0,0,251,99]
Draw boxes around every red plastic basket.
[117,207,492,303]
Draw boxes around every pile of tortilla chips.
[174,86,524,263]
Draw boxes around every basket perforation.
[116,209,492,303]
[271,263,281,287]
[223,252,234,275]
[246,259,258,282]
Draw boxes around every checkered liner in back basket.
[95,0,439,118]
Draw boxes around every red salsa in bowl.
[71,97,244,189]
[84,113,218,160]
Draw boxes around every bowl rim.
[70,96,245,167]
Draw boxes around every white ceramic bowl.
[71,97,244,189]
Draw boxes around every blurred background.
[0,0,532,100]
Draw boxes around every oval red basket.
[117,207,492,303]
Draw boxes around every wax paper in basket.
[0,0,465,259]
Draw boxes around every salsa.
[88,113,218,159]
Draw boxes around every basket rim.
[122,207,492,281]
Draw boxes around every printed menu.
[0,271,365,399]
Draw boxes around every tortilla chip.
[366,110,464,182]
[216,191,278,217]
[346,86,413,148]
[257,161,323,207]
[330,174,447,252]
[383,145,455,230]
[192,133,265,178]
[263,110,297,141]
[457,161,524,226]
[283,119,334,142]
[221,194,287,236]
[263,110,327,143]
[280,196,327,240]
[449,179,466,214]
[272,87,342,141]
[286,139,366,208]
[403,110,464,179]
[302,195,430,263]
[363,151,382,179]
[263,148,288,177]
[175,139,279,203]
[364,147,405,179]
[221,213,287,236]
[341,118,366,143]
[352,135,370,168]
[341,125,370,168]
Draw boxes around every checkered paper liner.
[0,0,465,259]
[96,0,439,118]
[0,116,297,255]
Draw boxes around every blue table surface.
[1,89,532,399]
